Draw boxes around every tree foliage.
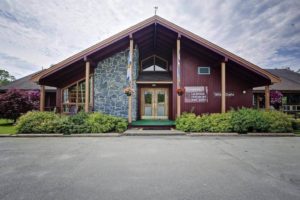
[0,69,15,86]
[0,89,39,122]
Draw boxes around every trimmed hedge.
[16,111,59,133]
[16,111,128,134]
[176,108,293,133]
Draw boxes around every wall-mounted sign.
[213,92,235,97]
[185,86,208,103]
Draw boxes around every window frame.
[61,75,93,113]
[197,66,211,75]
[141,55,169,72]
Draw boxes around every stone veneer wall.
[94,47,138,120]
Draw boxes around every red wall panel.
[173,49,253,117]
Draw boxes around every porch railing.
[281,105,300,112]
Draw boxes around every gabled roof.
[0,71,56,91]
[254,69,300,91]
[31,15,280,83]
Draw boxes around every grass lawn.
[0,119,17,134]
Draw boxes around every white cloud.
[0,0,299,78]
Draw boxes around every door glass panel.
[157,91,165,116]
[144,92,152,116]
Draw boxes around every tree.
[0,89,39,122]
[0,69,16,86]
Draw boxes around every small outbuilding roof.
[253,69,300,92]
[0,72,56,91]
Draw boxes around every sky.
[0,0,299,78]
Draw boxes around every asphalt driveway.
[0,137,300,200]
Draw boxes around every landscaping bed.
[176,108,298,134]
[15,111,127,134]
[1,108,299,136]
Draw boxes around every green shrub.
[16,111,59,133]
[177,112,232,132]
[49,116,72,134]
[16,111,128,134]
[291,118,300,131]
[175,112,196,132]
[230,108,257,133]
[207,113,233,132]
[176,109,293,133]
[252,110,270,132]
[115,119,128,133]
[190,115,210,132]
[263,111,292,133]
[87,112,127,133]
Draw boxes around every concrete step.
[124,128,186,136]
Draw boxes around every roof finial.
[154,6,158,15]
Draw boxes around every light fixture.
[152,84,156,87]
[242,90,246,94]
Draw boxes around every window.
[198,67,210,75]
[62,77,93,113]
[143,65,167,72]
[141,55,168,72]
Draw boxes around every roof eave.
[34,15,280,84]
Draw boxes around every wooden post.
[128,38,134,123]
[257,95,260,109]
[85,61,90,112]
[265,85,270,111]
[176,37,181,117]
[221,62,226,113]
[40,85,45,111]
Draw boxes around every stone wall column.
[93,48,138,119]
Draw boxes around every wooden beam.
[40,85,45,111]
[265,85,270,111]
[128,38,134,123]
[132,25,154,40]
[85,61,90,112]
[176,38,181,117]
[221,62,226,113]
[153,23,157,50]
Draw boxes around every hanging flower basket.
[123,87,134,96]
[176,88,185,96]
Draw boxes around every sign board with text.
[213,92,235,97]
[184,86,208,103]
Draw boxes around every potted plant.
[123,87,134,96]
[176,88,185,96]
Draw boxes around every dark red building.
[31,15,280,123]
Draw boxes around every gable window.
[141,55,168,72]
[62,77,93,113]
[198,67,210,75]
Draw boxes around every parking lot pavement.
[0,137,300,200]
